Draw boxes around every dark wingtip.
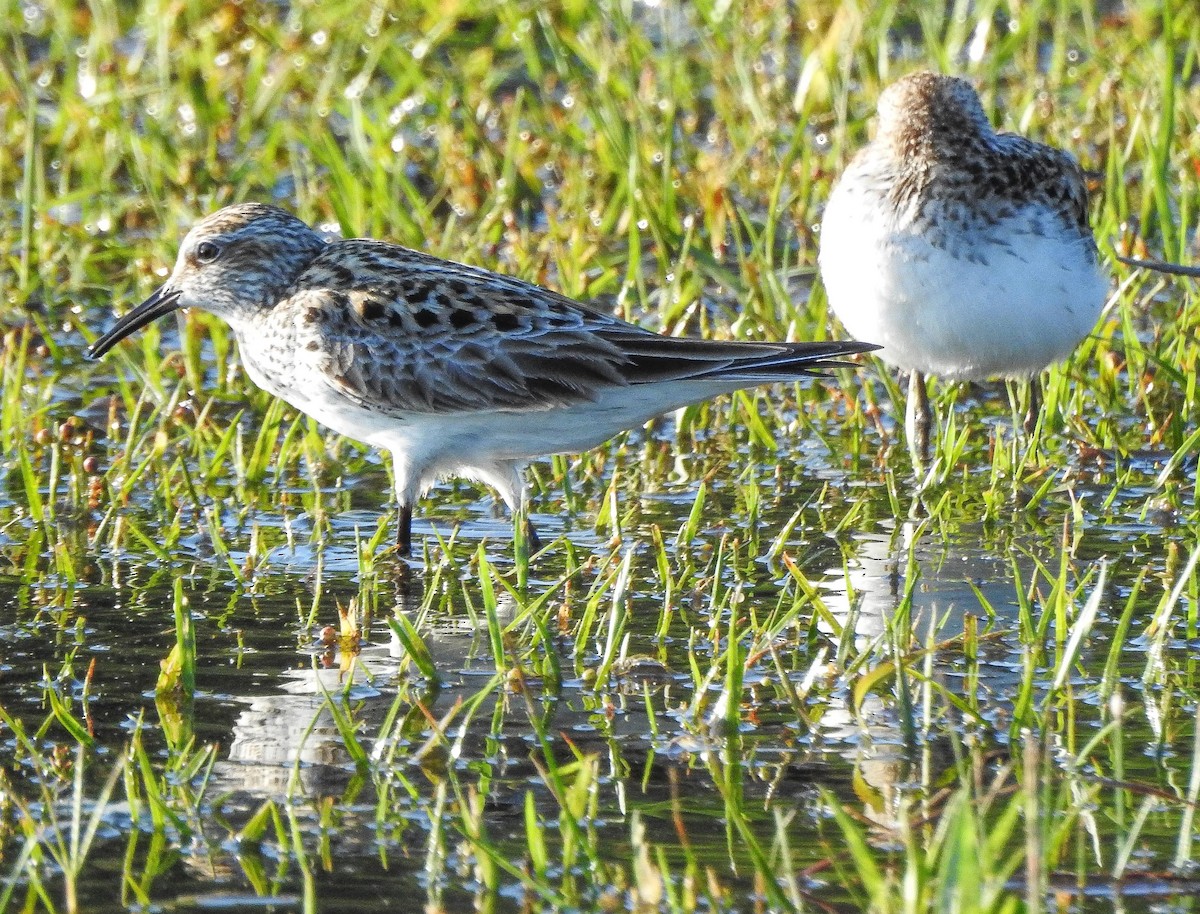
[805,339,883,368]
[833,340,882,356]
[790,340,883,376]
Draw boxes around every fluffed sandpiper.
[819,72,1107,458]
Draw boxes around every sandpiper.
[818,71,1108,458]
[90,203,875,554]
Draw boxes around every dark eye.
[195,241,221,264]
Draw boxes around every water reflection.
[209,570,508,800]
[816,518,1046,836]
[205,519,1048,822]
[5,493,1146,911]
[822,518,1039,642]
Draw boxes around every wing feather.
[284,245,874,416]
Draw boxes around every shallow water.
[2,363,1194,912]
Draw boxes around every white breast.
[820,183,1107,381]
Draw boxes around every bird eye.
[195,241,221,264]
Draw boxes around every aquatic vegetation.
[1,1,1199,912]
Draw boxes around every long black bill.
[87,286,183,359]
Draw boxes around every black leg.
[396,503,413,556]
[523,514,543,553]
[1023,378,1042,437]
[389,557,415,604]
[511,508,543,558]
[905,370,931,462]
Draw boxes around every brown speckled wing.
[988,135,1093,236]
[286,241,862,416]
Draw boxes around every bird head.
[89,203,327,358]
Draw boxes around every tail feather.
[610,335,879,385]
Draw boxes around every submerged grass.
[1,0,1200,912]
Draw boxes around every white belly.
[820,193,1108,381]
[243,357,741,505]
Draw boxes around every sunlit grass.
[2,0,1200,912]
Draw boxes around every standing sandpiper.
[818,71,1108,459]
[89,204,875,555]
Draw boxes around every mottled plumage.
[90,203,875,553]
[819,72,1107,456]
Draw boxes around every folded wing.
[287,254,874,416]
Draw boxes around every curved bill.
[87,286,182,359]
